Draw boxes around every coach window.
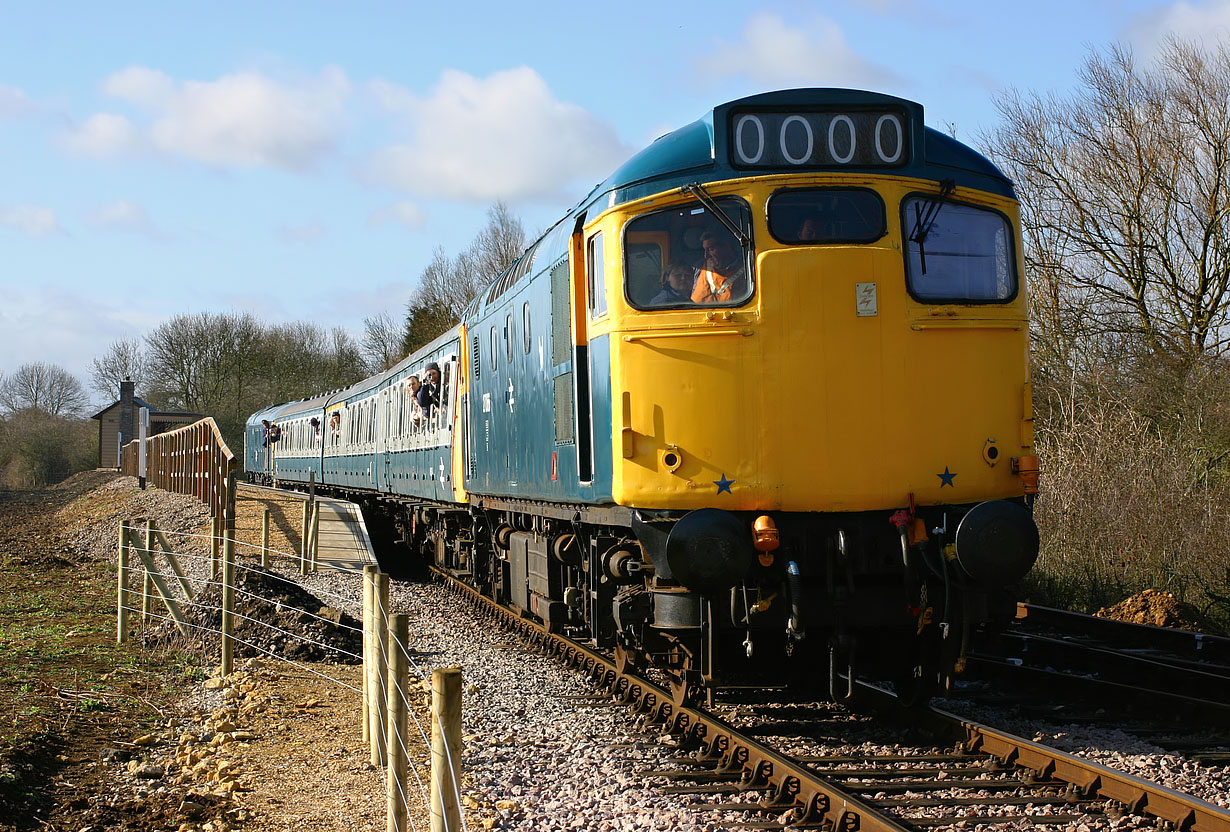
[440,362,452,426]
[489,326,498,371]
[903,197,1017,303]
[523,302,532,354]
[768,188,885,244]
[624,196,753,309]
[505,313,514,362]
[587,233,606,317]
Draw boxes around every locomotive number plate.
[730,109,908,168]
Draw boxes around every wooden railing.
[121,417,237,519]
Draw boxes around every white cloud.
[0,286,155,393]
[0,83,34,118]
[0,203,61,236]
[62,113,140,157]
[366,67,632,203]
[65,65,350,171]
[1125,1,1230,58]
[694,11,902,90]
[87,199,161,239]
[368,200,427,229]
[277,222,325,243]
[103,66,176,108]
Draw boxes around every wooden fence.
[121,417,237,519]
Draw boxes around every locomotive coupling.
[665,508,754,594]
[953,500,1039,585]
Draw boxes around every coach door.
[572,223,598,484]
[378,385,391,492]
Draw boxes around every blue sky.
[2,0,1227,403]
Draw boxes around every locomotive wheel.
[893,663,939,707]
[669,674,704,708]
[614,644,645,675]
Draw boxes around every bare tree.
[402,202,527,350]
[985,38,1230,377]
[474,200,526,280]
[0,362,89,417]
[361,311,404,373]
[144,312,264,442]
[326,326,367,385]
[90,338,146,400]
[260,321,366,402]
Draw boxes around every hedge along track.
[436,570,1230,832]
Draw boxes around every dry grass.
[1029,390,1230,633]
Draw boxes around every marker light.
[753,515,780,553]
[1012,455,1040,495]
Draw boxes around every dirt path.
[0,473,431,832]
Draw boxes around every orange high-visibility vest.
[691,268,740,303]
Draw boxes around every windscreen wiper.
[909,179,955,275]
[681,182,751,249]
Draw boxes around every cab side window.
[588,233,606,318]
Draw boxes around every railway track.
[436,570,1230,832]
[965,603,1230,725]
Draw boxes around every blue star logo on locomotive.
[937,466,956,487]
[714,474,734,494]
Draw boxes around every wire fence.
[116,517,467,832]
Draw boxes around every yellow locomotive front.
[581,91,1039,701]
[603,176,1035,516]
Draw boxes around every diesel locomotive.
[246,88,1040,705]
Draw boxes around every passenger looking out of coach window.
[650,260,695,306]
[406,375,424,428]
[691,229,747,304]
[417,363,441,421]
[328,411,341,442]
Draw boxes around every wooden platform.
[311,498,376,572]
[238,483,376,572]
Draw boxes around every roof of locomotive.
[579,87,1015,215]
[469,88,1017,319]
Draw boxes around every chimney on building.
[118,378,135,450]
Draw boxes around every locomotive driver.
[691,228,747,303]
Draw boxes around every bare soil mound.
[147,567,362,664]
[1095,588,1206,631]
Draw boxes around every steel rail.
[1015,603,1230,663]
[436,568,1230,832]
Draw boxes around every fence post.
[210,515,221,580]
[369,571,390,767]
[117,521,130,644]
[300,500,310,576]
[220,501,236,677]
[141,568,152,626]
[362,566,373,746]
[309,501,320,572]
[153,524,195,600]
[260,508,270,569]
[386,613,409,832]
[142,520,154,625]
[430,667,462,832]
